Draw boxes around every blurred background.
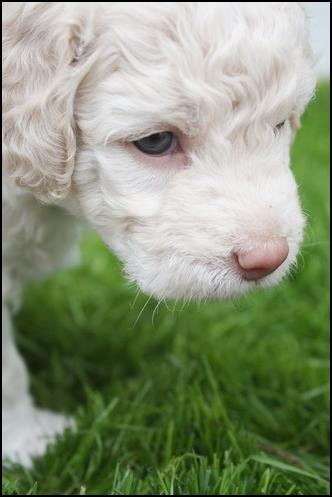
[305,2,330,79]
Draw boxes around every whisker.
[179,299,188,312]
[172,299,179,313]
[130,295,153,329]
[130,288,142,309]
[151,298,163,328]
[163,298,172,312]
[302,241,330,247]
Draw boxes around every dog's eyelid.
[114,126,180,144]
[273,118,289,133]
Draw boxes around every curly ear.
[3,2,96,202]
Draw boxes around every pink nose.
[235,237,289,281]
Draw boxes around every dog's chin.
[125,254,291,302]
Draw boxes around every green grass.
[3,83,330,496]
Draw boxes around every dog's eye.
[274,120,286,132]
[133,132,177,156]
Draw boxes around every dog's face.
[72,3,315,300]
[4,2,315,300]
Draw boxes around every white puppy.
[2,2,315,465]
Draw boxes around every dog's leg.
[2,306,73,467]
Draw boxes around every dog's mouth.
[187,256,265,299]
[135,254,279,302]
[120,230,298,301]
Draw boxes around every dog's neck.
[2,178,83,288]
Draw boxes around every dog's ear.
[3,3,96,202]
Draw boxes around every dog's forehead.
[88,2,310,140]
[112,6,305,85]
[105,2,306,71]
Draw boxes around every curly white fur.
[2,2,315,465]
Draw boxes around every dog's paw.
[2,403,74,467]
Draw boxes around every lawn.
[2,83,330,495]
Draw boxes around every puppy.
[2,2,315,465]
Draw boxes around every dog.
[2,2,315,466]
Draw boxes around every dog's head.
[3,2,315,300]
